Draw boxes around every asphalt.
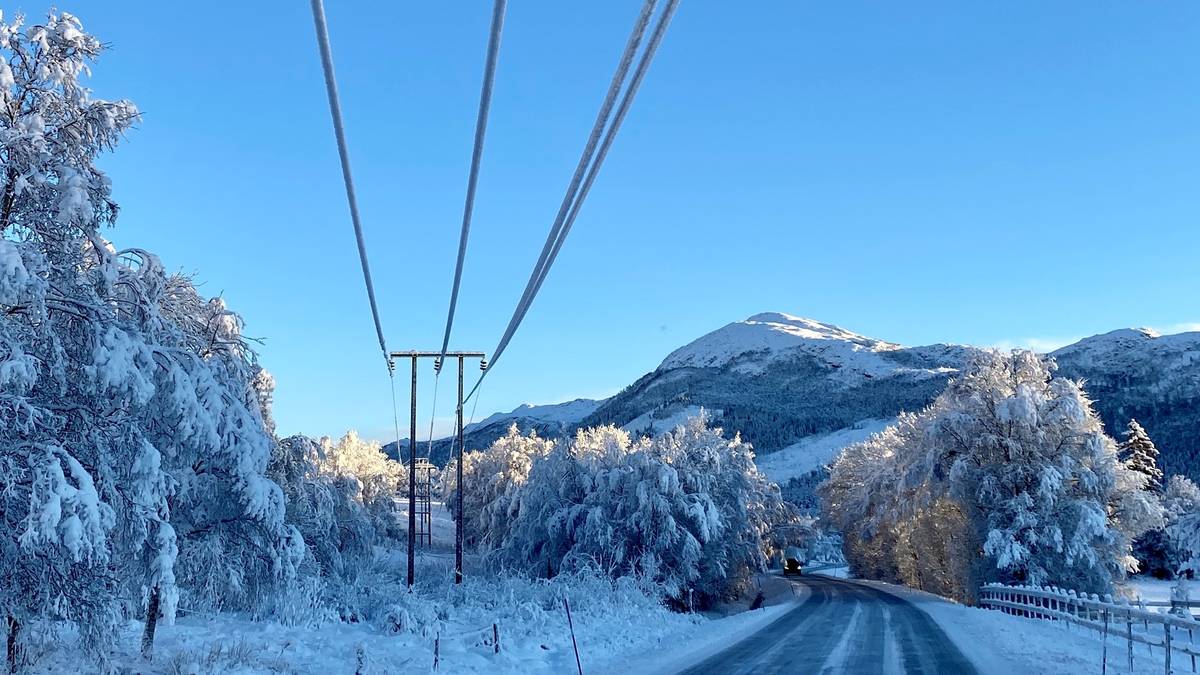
[676,575,979,675]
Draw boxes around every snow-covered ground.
[756,418,894,483]
[1124,576,1177,603]
[29,559,717,674]
[621,405,713,436]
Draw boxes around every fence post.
[564,598,583,675]
[1101,609,1109,675]
[433,632,440,671]
[1129,612,1135,672]
[493,623,500,655]
[1166,623,1173,675]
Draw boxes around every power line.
[309,0,389,364]
[465,0,679,402]
[508,0,679,351]
[438,0,508,369]
[483,0,657,376]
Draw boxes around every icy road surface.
[677,575,977,674]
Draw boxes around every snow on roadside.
[859,579,1170,675]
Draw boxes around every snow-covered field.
[756,418,894,483]
[1124,576,1177,603]
[26,562,809,674]
[27,561,687,674]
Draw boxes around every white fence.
[979,583,1200,674]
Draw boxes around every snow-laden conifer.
[1119,419,1164,493]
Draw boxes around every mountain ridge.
[403,313,1200,482]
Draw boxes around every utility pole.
[391,350,485,589]
[407,354,417,588]
[456,355,465,584]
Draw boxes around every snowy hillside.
[583,313,972,457]
[386,398,601,466]
[1053,327,1200,479]
[756,418,895,484]
[465,398,601,433]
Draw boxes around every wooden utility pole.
[390,351,485,589]
[456,355,465,584]
[407,354,417,588]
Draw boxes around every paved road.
[678,575,978,675]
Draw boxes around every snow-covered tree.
[654,413,796,598]
[822,351,1160,601]
[1120,419,1164,493]
[494,415,796,604]
[316,431,405,538]
[1162,476,1200,576]
[270,435,374,582]
[0,11,294,659]
[442,424,553,550]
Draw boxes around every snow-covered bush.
[0,11,293,659]
[491,414,796,604]
[822,350,1161,602]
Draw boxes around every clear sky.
[32,1,1200,442]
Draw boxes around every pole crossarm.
[389,351,486,359]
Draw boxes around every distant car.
[783,547,804,577]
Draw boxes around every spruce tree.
[1121,419,1165,493]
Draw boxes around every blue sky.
[35,1,1200,441]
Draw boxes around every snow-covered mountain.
[417,314,1199,485]
[579,314,1200,484]
[385,398,599,466]
[465,398,601,434]
[1052,327,1200,479]
[582,312,976,456]
[660,313,905,377]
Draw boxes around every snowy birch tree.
[442,423,553,550]
[494,415,796,604]
[822,351,1160,601]
[0,11,294,659]
[316,431,405,538]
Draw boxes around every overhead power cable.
[309,0,389,364]
[465,0,679,402]
[437,0,509,372]
[507,0,679,350]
